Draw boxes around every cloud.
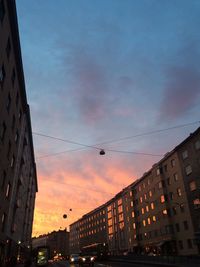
[160,42,200,121]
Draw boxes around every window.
[6,37,11,58]
[1,170,6,189]
[1,213,6,232]
[187,239,193,249]
[175,223,180,232]
[178,240,183,250]
[0,0,5,22]
[140,196,143,203]
[152,215,156,222]
[7,140,11,159]
[133,223,136,229]
[11,68,16,85]
[174,173,178,181]
[146,205,149,212]
[193,198,200,209]
[189,181,196,191]
[0,121,6,141]
[177,188,182,197]
[158,181,162,189]
[6,93,11,112]
[169,192,174,200]
[149,190,152,197]
[185,165,192,175]
[132,211,135,218]
[0,64,6,85]
[194,140,200,150]
[151,202,154,210]
[143,220,146,227]
[147,217,151,225]
[10,156,15,168]
[164,165,168,172]
[6,183,11,198]
[163,209,168,215]
[171,159,175,167]
[183,221,189,230]
[166,177,171,185]
[182,150,188,160]
[130,201,133,207]
[141,208,144,214]
[156,168,160,175]
[160,195,166,203]
[139,185,141,192]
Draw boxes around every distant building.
[0,0,37,265]
[70,127,200,256]
[32,229,69,259]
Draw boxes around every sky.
[16,0,200,236]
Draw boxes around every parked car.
[69,254,80,264]
[78,255,95,266]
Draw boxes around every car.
[69,254,80,264]
[78,255,95,266]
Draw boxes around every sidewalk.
[108,255,200,267]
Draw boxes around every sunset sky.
[16,0,200,236]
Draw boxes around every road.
[48,260,157,267]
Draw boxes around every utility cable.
[33,120,200,159]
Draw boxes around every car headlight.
[90,257,94,261]
[82,257,86,261]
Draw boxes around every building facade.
[0,0,38,265]
[69,128,200,256]
[32,229,70,259]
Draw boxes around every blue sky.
[16,0,200,235]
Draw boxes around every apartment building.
[69,127,200,256]
[32,229,69,259]
[69,205,107,254]
[0,0,37,265]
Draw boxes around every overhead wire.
[33,120,200,159]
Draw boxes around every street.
[48,260,159,267]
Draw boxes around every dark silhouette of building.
[70,127,200,256]
[0,0,38,265]
[32,229,69,259]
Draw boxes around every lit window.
[182,150,188,160]
[189,181,196,191]
[143,220,146,227]
[139,186,141,192]
[174,173,178,181]
[149,190,152,197]
[193,198,200,209]
[140,197,143,203]
[163,209,168,215]
[194,140,200,150]
[151,202,154,210]
[152,216,156,222]
[160,195,166,203]
[177,188,182,197]
[146,205,149,212]
[129,191,132,197]
[147,218,151,225]
[130,201,133,207]
[133,223,136,229]
[185,165,192,175]
[144,193,147,200]
[132,211,135,218]
[141,208,144,214]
